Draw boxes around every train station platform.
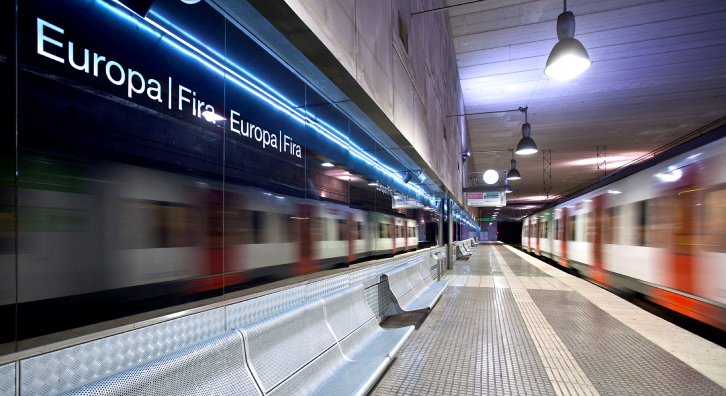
[371,242,726,396]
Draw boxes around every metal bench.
[455,242,473,259]
[464,238,475,252]
[60,284,412,396]
[239,284,414,396]
[383,259,450,315]
[62,331,262,396]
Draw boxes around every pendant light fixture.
[544,0,592,79]
[515,107,538,155]
[504,179,513,193]
[507,149,522,180]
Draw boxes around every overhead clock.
[483,169,499,185]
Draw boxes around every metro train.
[522,133,726,332]
[4,161,420,339]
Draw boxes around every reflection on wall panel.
[0,0,454,354]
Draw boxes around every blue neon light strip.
[103,0,479,228]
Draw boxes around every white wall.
[481,222,497,241]
[281,0,473,205]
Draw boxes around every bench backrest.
[405,261,424,289]
[385,265,416,307]
[416,259,432,282]
[62,331,261,396]
[240,299,336,393]
[321,284,375,341]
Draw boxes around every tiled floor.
[370,243,726,396]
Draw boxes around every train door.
[403,220,409,252]
[560,207,569,268]
[348,211,356,262]
[535,217,540,255]
[295,203,320,275]
[527,218,532,252]
[590,195,607,285]
[391,220,397,254]
[202,189,225,276]
[649,161,704,323]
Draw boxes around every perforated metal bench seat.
[240,284,414,396]
[60,284,412,396]
[461,240,475,254]
[457,243,473,258]
[383,259,450,315]
[61,331,262,396]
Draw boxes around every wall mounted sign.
[35,17,305,159]
[393,195,423,209]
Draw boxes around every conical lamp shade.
[507,168,521,180]
[545,38,591,80]
[515,136,538,155]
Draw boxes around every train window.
[120,201,200,249]
[357,221,364,240]
[649,196,671,249]
[604,206,621,244]
[553,220,559,240]
[673,189,697,255]
[378,223,386,238]
[337,219,348,241]
[586,211,594,243]
[251,211,266,244]
[323,218,333,241]
[544,221,549,239]
[267,213,280,243]
[614,206,622,244]
[604,208,613,244]
[387,224,394,239]
[633,200,649,246]
[223,208,245,246]
[704,186,726,252]
[568,216,576,241]
[0,202,13,254]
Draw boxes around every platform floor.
[371,243,726,396]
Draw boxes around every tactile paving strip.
[371,286,555,395]
[529,289,726,396]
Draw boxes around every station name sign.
[35,18,302,159]
[392,195,423,209]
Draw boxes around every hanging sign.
[468,192,506,207]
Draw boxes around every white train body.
[524,134,726,330]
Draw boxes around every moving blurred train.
[522,131,726,332]
[1,162,421,339]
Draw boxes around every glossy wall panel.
[4,0,441,354]
[0,0,16,356]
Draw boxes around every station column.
[446,198,454,270]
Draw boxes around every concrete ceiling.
[445,0,726,219]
